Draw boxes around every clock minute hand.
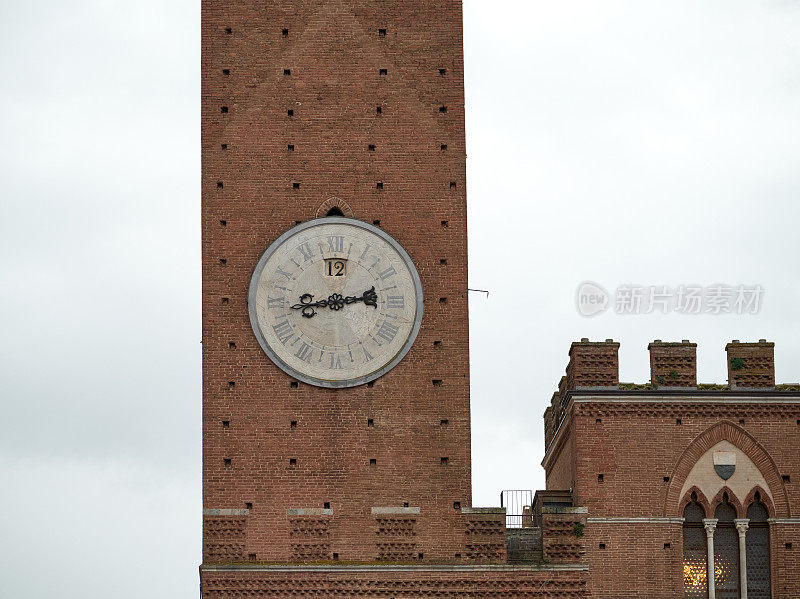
[291,286,378,318]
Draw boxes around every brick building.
[544,339,800,598]
[200,1,797,597]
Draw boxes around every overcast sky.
[1,1,799,597]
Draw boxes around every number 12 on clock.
[325,258,346,277]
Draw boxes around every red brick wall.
[202,0,472,563]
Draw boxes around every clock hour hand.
[291,286,378,318]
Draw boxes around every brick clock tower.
[201,2,591,596]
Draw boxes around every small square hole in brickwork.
[676,418,682,425]
[217,181,223,189]
[440,419,449,426]
[376,182,383,190]
[289,458,297,466]
[439,68,447,76]
[228,342,236,350]
[225,27,232,34]
[599,543,606,550]
[290,420,297,428]
[224,458,232,465]
[440,259,447,265]
[432,379,443,387]
[439,297,447,304]
[376,106,383,115]
[295,220,302,225]
[440,457,449,465]
[664,476,670,482]
[664,543,671,549]
[222,420,230,428]
[220,219,227,227]
[598,474,604,482]
[248,553,256,561]
[450,181,457,189]
[379,68,387,76]
[221,297,229,305]
[786,542,793,549]
[453,501,460,510]
[219,258,227,265]
[439,106,447,113]
[367,381,375,388]
[284,69,291,76]
[368,144,376,151]
[221,143,227,150]
[367,418,374,427]
[288,144,294,151]
[282,28,288,37]
[441,144,448,151]
[455,553,461,558]
[370,458,377,466]
[290,381,298,388]
[403,502,409,508]
[418,553,424,560]
[372,220,381,227]
[441,220,449,228]
[293,182,300,190]
[222,69,230,76]
[228,381,235,388]
[324,502,330,509]
[333,553,339,560]
[378,28,386,37]
[287,109,294,117]
[434,340,442,347]
[596,418,602,424]
[797,419,800,426]
[782,475,791,483]
[221,106,228,113]
[245,502,253,510]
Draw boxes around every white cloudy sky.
[1,0,799,597]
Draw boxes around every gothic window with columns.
[746,494,771,599]
[683,493,708,598]
[714,494,740,599]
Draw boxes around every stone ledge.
[542,506,588,515]
[204,509,250,516]
[371,507,420,515]
[286,508,334,516]
[460,507,506,514]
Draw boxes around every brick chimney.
[565,338,619,389]
[648,340,697,387]
[726,339,775,388]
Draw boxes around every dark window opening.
[326,206,344,216]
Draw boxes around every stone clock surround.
[248,216,424,388]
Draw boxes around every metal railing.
[500,489,533,528]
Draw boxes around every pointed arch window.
[714,494,740,599]
[683,493,708,598]
[746,493,771,599]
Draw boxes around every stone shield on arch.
[713,450,736,480]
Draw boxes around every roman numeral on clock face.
[267,296,285,309]
[376,321,400,344]
[329,353,344,369]
[297,242,314,261]
[386,296,404,309]
[295,342,313,363]
[327,235,344,252]
[272,320,294,345]
[378,265,396,280]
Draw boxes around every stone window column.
[735,519,750,599]
[704,518,718,599]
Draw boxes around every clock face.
[248,217,423,388]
